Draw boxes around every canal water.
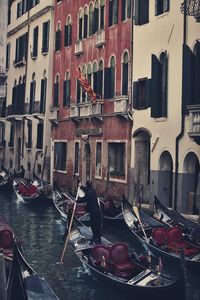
[0,190,200,300]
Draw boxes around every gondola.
[122,199,200,270]
[52,184,124,225]
[0,217,59,299]
[154,196,199,233]
[0,168,12,190]
[13,177,51,205]
[68,219,185,300]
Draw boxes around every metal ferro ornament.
[181,0,200,21]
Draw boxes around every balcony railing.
[96,30,105,47]
[70,105,79,118]
[6,104,24,117]
[114,94,129,113]
[33,101,45,114]
[13,56,26,68]
[0,140,6,148]
[188,105,200,137]
[74,40,83,56]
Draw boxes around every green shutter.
[145,79,151,108]
[104,68,111,99]
[194,41,200,105]
[151,54,162,118]
[133,81,138,109]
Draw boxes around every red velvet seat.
[152,227,168,246]
[91,245,111,271]
[110,243,136,279]
[0,229,13,249]
[75,204,86,217]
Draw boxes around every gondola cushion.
[92,245,111,265]
[75,204,86,217]
[110,243,136,278]
[0,229,13,249]
[103,200,115,212]
[152,227,168,246]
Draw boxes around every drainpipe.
[174,0,187,211]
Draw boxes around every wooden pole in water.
[0,252,6,300]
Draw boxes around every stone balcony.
[74,40,83,56]
[96,29,105,47]
[114,94,129,119]
[188,105,200,143]
[70,102,103,121]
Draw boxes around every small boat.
[0,168,12,190]
[68,219,185,300]
[154,196,199,233]
[13,177,51,205]
[0,217,59,299]
[122,199,200,270]
[53,185,124,225]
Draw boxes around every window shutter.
[33,27,38,56]
[79,18,82,40]
[113,0,118,24]
[93,72,98,93]
[127,0,131,18]
[84,15,88,38]
[135,0,139,25]
[109,1,113,26]
[133,81,138,109]
[29,81,35,113]
[182,44,195,113]
[54,82,59,107]
[151,54,162,118]
[110,67,115,98]
[145,79,151,108]
[155,0,159,16]
[77,80,81,103]
[164,0,170,12]
[140,0,149,25]
[97,70,103,98]
[100,5,104,29]
[66,80,71,106]
[68,24,72,45]
[94,8,99,32]
[122,0,126,21]
[63,80,67,106]
[40,79,45,113]
[104,68,111,99]
[64,25,68,46]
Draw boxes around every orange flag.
[75,68,96,103]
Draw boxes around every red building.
[51,0,133,201]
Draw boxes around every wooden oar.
[59,186,80,263]
[133,205,149,243]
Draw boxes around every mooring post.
[0,251,6,300]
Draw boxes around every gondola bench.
[152,227,200,256]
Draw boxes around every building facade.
[4,0,54,180]
[0,0,8,165]
[131,0,200,213]
[52,0,133,200]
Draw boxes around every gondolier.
[77,181,102,244]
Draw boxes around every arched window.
[93,62,98,94]
[122,0,131,21]
[63,71,71,107]
[89,4,93,36]
[54,74,59,107]
[78,9,83,40]
[110,56,115,98]
[83,7,88,38]
[64,16,72,47]
[94,1,99,33]
[55,22,61,51]
[82,65,86,102]
[109,0,118,26]
[100,0,105,29]
[122,51,129,95]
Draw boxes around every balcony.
[13,56,26,68]
[49,105,59,126]
[33,101,45,120]
[70,105,79,118]
[79,103,92,117]
[74,40,83,56]
[188,105,200,144]
[114,94,129,119]
[6,104,24,121]
[96,30,105,47]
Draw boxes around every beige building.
[130,0,200,214]
[5,0,54,180]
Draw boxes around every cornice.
[7,5,54,37]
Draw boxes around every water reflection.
[0,190,199,300]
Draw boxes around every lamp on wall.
[181,0,200,22]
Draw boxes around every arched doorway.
[182,152,200,214]
[133,129,151,204]
[83,142,91,183]
[158,151,173,207]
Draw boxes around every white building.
[131,0,200,214]
[5,0,54,180]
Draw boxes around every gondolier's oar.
[133,205,149,243]
[59,186,80,263]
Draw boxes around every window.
[96,142,102,177]
[40,77,47,113]
[108,142,125,178]
[83,7,88,38]
[53,75,59,107]
[122,0,131,21]
[36,122,43,149]
[82,65,86,102]
[55,22,61,51]
[78,9,83,40]
[27,120,32,148]
[151,52,168,117]
[29,74,36,114]
[32,26,38,58]
[63,71,71,107]
[0,123,5,146]
[122,52,129,95]
[94,1,99,33]
[74,142,79,174]
[54,142,67,171]
[100,0,105,29]
[135,0,149,25]
[133,78,151,109]
[155,0,169,16]
[14,33,28,65]
[104,56,115,99]
[9,124,15,147]
[109,0,118,26]
[87,64,92,101]
[89,4,93,36]
[93,62,98,95]
[6,44,11,69]
[42,21,50,53]
[64,16,72,47]
[8,0,11,25]
[17,2,22,18]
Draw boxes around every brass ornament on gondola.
[181,0,200,22]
